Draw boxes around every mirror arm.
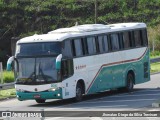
[6,56,15,71]
[56,54,62,70]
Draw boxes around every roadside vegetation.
[150,51,160,58]
[0,88,16,100]
[150,62,160,73]
[2,71,14,83]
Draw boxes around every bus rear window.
[16,42,61,57]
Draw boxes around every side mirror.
[6,56,15,71]
[56,54,62,70]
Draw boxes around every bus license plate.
[34,94,41,99]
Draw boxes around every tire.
[75,83,83,102]
[126,73,134,92]
[35,99,46,103]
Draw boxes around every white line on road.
[89,117,103,120]
[76,98,157,104]
[46,117,64,120]
[110,93,160,98]
[46,105,128,111]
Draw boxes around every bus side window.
[129,31,135,47]
[95,36,100,53]
[119,33,124,50]
[62,40,73,58]
[110,33,120,51]
[61,59,74,79]
[73,38,83,57]
[104,35,109,52]
[87,36,96,55]
[134,30,142,47]
[141,29,148,46]
[81,38,88,55]
[123,32,131,49]
[98,35,105,53]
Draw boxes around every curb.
[0,96,16,102]
[151,72,160,75]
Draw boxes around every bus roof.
[18,22,146,44]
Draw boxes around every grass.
[0,88,16,100]
[150,62,160,73]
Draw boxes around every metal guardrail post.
[0,62,3,84]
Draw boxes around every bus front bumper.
[16,89,62,101]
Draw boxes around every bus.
[7,23,150,103]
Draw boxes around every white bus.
[7,23,150,103]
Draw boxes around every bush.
[2,71,14,83]
[150,50,160,58]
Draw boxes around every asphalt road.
[0,73,160,120]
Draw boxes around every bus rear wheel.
[75,83,83,102]
[126,73,134,92]
[35,99,46,103]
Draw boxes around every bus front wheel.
[75,83,83,102]
[35,99,46,103]
[126,73,134,92]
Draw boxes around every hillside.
[0,0,160,65]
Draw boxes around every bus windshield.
[16,42,61,57]
[15,57,59,85]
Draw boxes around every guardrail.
[150,57,160,63]
[0,57,160,90]
[0,82,15,90]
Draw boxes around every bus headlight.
[16,88,25,92]
[48,87,60,92]
[48,88,56,91]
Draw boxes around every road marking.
[46,117,64,120]
[111,93,160,98]
[76,98,157,104]
[89,117,103,120]
[45,105,128,111]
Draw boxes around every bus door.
[61,59,74,99]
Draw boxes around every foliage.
[3,71,14,83]
[0,0,160,65]
[150,51,160,58]
[148,24,160,52]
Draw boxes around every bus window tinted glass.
[87,37,96,54]
[123,32,130,49]
[74,39,83,56]
[141,29,148,46]
[98,36,104,53]
[110,34,119,51]
[134,30,142,47]
[62,40,72,58]
[104,35,109,52]
[17,42,61,57]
